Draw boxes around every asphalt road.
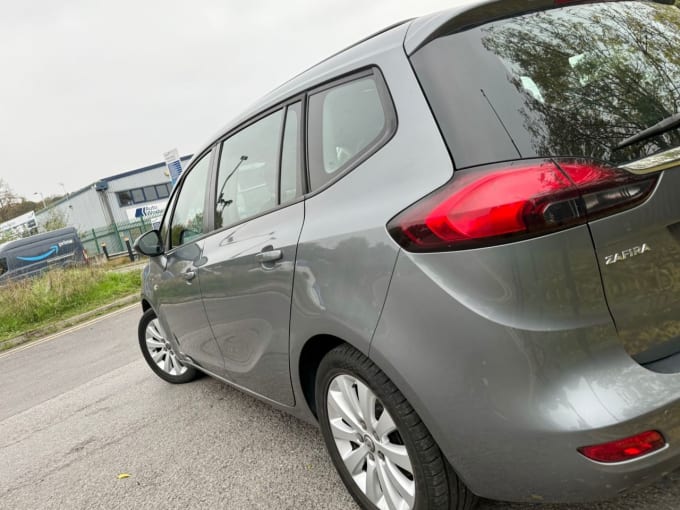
[2,306,680,510]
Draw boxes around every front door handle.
[182,269,197,281]
[255,249,283,264]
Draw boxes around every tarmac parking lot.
[2,306,680,509]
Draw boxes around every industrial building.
[36,155,192,234]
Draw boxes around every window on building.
[143,186,158,201]
[131,189,145,203]
[118,190,134,206]
[155,184,170,199]
[116,183,172,206]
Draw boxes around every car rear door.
[199,102,305,406]
[587,156,680,365]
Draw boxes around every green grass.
[0,266,141,342]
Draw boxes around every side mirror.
[134,230,164,257]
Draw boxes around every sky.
[0,0,458,201]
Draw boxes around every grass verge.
[0,265,141,343]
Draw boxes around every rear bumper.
[370,231,680,502]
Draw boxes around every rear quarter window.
[411,1,680,168]
[307,71,396,191]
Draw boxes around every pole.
[124,238,135,262]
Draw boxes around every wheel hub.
[327,373,415,510]
[145,318,188,377]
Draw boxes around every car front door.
[199,103,305,406]
[153,150,223,374]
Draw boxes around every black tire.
[138,308,198,384]
[315,344,477,510]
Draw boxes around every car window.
[411,1,680,167]
[308,76,386,191]
[215,110,283,229]
[280,102,302,205]
[169,154,211,248]
[0,257,7,276]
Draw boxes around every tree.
[0,178,40,224]
[41,209,68,232]
[0,178,18,220]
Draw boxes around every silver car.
[134,1,680,508]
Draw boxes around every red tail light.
[578,430,666,463]
[387,160,657,252]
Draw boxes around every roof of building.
[37,155,192,213]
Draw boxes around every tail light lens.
[388,160,657,252]
[578,430,666,463]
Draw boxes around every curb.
[0,294,140,352]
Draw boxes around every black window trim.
[303,66,398,198]
[278,101,305,207]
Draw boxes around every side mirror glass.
[134,230,164,257]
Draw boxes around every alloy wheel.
[327,374,415,510]
[144,318,188,377]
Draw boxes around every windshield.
[411,1,680,168]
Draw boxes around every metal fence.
[80,217,157,256]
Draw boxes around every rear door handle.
[182,269,197,281]
[255,249,283,264]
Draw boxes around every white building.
[0,211,38,239]
[36,155,192,235]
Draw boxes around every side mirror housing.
[134,230,164,257]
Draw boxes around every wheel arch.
[298,334,347,419]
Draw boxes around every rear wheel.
[315,344,476,510]
[138,308,198,384]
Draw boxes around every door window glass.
[169,154,211,248]
[280,102,302,205]
[215,110,283,229]
[308,76,387,190]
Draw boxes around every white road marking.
[0,303,140,360]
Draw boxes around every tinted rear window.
[411,1,680,168]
